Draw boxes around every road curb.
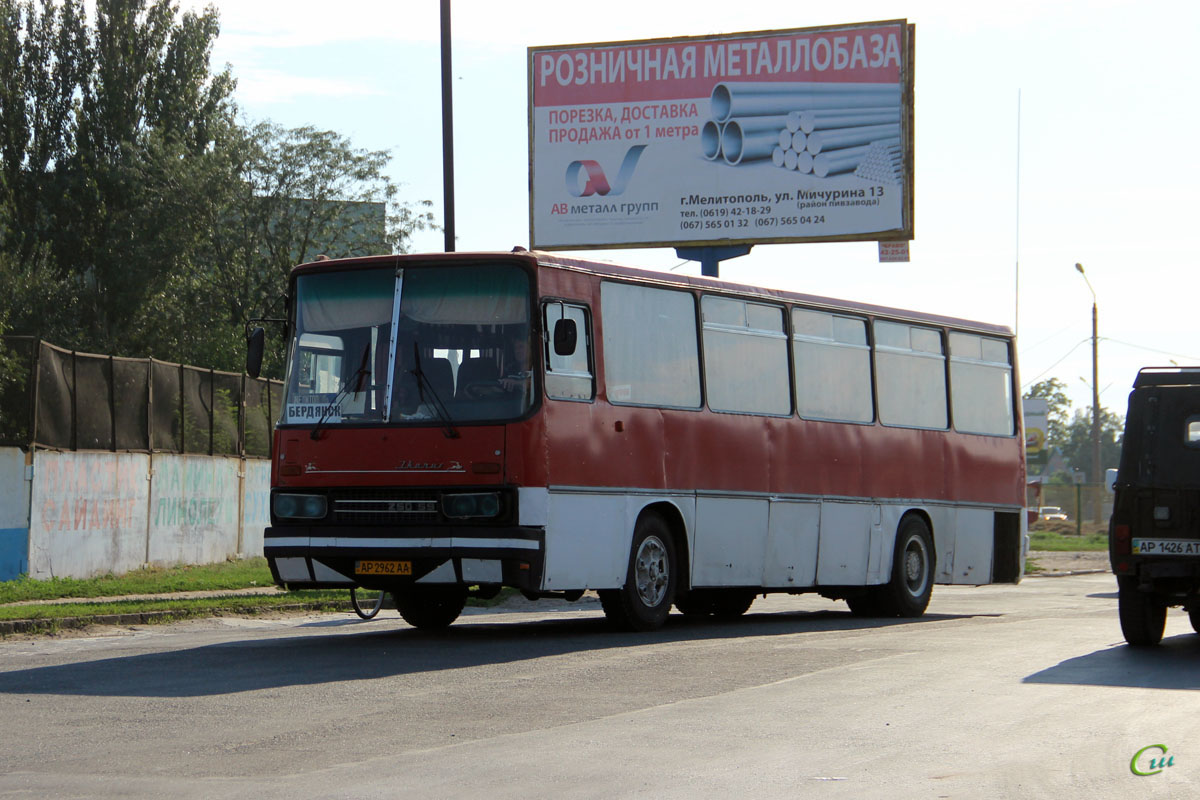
[0,602,352,636]
[1034,569,1108,578]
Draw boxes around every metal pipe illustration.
[701,120,724,161]
[811,137,900,177]
[798,107,900,134]
[806,123,901,154]
[711,82,900,123]
[722,118,785,164]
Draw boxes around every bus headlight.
[273,493,328,519]
[441,492,501,519]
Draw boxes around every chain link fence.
[0,337,281,456]
[1030,482,1112,528]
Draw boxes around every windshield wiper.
[410,342,459,439]
[310,346,370,441]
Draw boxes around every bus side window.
[875,320,948,430]
[544,302,594,401]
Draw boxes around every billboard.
[1023,396,1049,472]
[529,20,914,251]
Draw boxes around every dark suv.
[1110,367,1200,645]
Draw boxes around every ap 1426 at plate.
[1132,539,1200,556]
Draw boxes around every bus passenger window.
[949,332,1014,436]
[875,320,948,430]
[792,309,873,423]
[601,282,700,409]
[702,296,789,416]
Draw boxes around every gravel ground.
[1027,550,1109,574]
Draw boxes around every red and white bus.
[252,250,1026,631]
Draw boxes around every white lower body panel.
[539,487,1012,592]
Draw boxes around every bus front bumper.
[264,525,546,591]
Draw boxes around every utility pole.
[1076,262,1101,524]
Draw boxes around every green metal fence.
[0,337,281,456]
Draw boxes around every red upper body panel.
[274,252,1025,507]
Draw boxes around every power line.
[1103,336,1200,363]
[1020,322,1077,354]
[1021,338,1091,388]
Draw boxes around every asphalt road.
[0,574,1197,799]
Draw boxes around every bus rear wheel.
[1118,577,1166,646]
[600,513,676,631]
[394,586,467,630]
[858,516,934,618]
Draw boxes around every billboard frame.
[528,19,915,252]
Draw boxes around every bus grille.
[332,489,440,524]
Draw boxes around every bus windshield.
[280,262,533,426]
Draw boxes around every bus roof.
[289,250,1014,339]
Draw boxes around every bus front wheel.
[600,513,676,631]
[394,586,467,630]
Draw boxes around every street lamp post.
[1075,263,1101,524]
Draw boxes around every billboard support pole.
[440,0,455,252]
[674,245,753,278]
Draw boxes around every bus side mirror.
[246,326,265,378]
[552,318,577,356]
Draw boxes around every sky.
[182,0,1200,419]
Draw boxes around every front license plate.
[1132,539,1200,556]
[356,560,413,576]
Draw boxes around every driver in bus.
[499,337,532,397]
[392,377,436,420]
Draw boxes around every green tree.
[0,0,236,353]
[1060,406,1124,481]
[0,0,88,268]
[0,1,435,379]
[131,122,436,377]
[59,0,237,349]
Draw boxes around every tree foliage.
[0,0,436,380]
[1059,406,1124,482]
[1024,377,1124,481]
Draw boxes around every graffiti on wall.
[19,450,270,579]
[151,456,238,529]
[35,453,147,533]
[28,452,151,578]
[147,456,241,565]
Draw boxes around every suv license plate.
[1132,539,1200,556]
[356,560,413,575]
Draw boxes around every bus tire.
[874,516,934,618]
[1118,577,1166,646]
[600,513,676,631]
[394,586,467,630]
[1190,606,1200,635]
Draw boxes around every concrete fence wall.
[0,447,270,581]
[0,449,30,580]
